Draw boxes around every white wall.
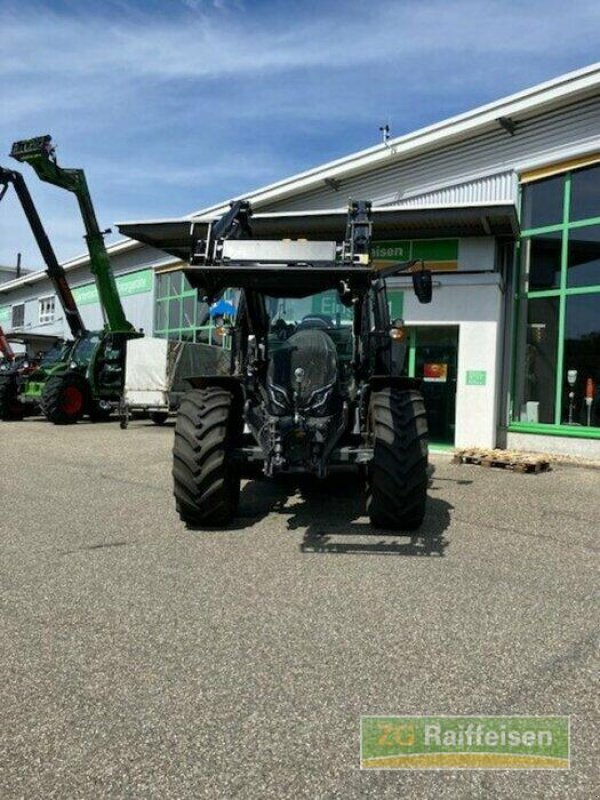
[398,272,504,448]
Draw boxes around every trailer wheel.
[366,388,429,530]
[42,374,88,425]
[150,411,169,426]
[0,375,23,421]
[173,387,241,526]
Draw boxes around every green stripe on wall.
[72,269,153,306]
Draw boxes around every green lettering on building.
[312,290,403,321]
[72,269,153,306]
[371,241,412,261]
[372,239,459,271]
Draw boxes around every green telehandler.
[11,136,142,424]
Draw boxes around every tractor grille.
[268,329,338,410]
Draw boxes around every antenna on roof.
[379,120,391,147]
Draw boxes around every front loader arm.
[11,136,135,334]
[0,164,86,338]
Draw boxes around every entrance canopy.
[117,203,519,263]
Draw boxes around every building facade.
[2,64,600,456]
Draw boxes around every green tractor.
[10,136,142,424]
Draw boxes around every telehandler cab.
[10,136,142,424]
[0,327,67,420]
[171,199,434,529]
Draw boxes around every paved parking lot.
[0,418,597,798]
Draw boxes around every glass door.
[404,325,459,445]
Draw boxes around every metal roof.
[117,203,519,262]
[181,63,600,220]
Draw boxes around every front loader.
[171,199,434,530]
[11,136,142,424]
[0,164,86,419]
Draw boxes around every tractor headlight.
[389,318,406,341]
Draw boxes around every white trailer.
[120,336,223,427]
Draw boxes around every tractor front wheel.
[0,375,23,421]
[173,388,241,526]
[42,374,88,425]
[367,387,429,530]
[150,411,169,426]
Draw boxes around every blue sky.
[1,0,599,268]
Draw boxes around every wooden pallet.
[453,448,551,474]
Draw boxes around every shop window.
[569,163,600,222]
[38,296,55,324]
[562,294,600,427]
[156,273,169,299]
[513,161,600,434]
[168,271,182,297]
[154,268,237,345]
[521,173,564,230]
[155,301,167,331]
[183,273,193,293]
[525,232,562,291]
[168,297,181,330]
[182,295,195,329]
[515,297,559,425]
[567,225,600,288]
[11,303,24,328]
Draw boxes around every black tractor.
[172,199,433,529]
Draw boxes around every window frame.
[11,303,25,329]
[511,163,600,437]
[38,294,56,325]
[154,270,235,346]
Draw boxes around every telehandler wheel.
[367,387,429,530]
[173,387,241,526]
[0,375,23,421]
[42,374,88,425]
[150,411,169,426]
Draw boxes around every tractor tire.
[42,374,88,425]
[173,387,241,526]
[150,411,169,426]
[366,387,429,530]
[0,375,23,421]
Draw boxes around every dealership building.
[2,64,600,456]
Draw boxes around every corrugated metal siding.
[396,170,517,207]
[264,94,600,212]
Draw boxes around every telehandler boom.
[9,137,141,424]
[0,165,85,338]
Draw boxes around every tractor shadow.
[237,467,452,556]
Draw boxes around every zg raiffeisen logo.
[360,716,570,770]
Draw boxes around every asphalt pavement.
[0,418,597,798]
